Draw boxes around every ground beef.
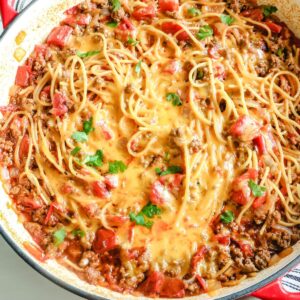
[85,266,103,284]
[226,0,256,13]
[267,230,291,250]
[24,222,50,248]
[189,137,202,154]
[254,248,271,270]
[255,60,269,77]
[0,137,14,166]
[242,258,257,273]
[79,250,101,268]
[217,246,231,269]
[111,7,126,21]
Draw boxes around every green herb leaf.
[263,5,277,17]
[109,160,127,174]
[166,93,182,106]
[71,132,88,143]
[156,165,183,176]
[188,7,201,17]
[71,146,81,156]
[220,211,234,224]
[83,150,104,167]
[127,37,139,46]
[276,48,284,57]
[53,228,66,246]
[135,60,142,74]
[129,212,153,228]
[220,14,235,25]
[248,180,267,197]
[72,229,85,238]
[196,69,204,80]
[77,50,100,58]
[111,0,121,11]
[196,25,213,40]
[106,21,118,28]
[164,151,170,162]
[141,203,162,218]
[83,117,95,135]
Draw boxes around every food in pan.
[0,0,300,297]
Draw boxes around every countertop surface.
[0,236,82,300]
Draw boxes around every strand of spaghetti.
[240,16,272,38]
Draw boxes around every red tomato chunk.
[47,26,73,48]
[15,66,31,87]
[93,229,117,254]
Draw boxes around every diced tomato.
[160,277,185,298]
[241,8,264,22]
[60,183,74,194]
[231,169,258,205]
[240,243,254,257]
[44,202,56,225]
[252,195,267,209]
[159,174,184,189]
[23,242,47,262]
[159,0,179,12]
[47,26,73,48]
[52,92,68,117]
[20,196,42,210]
[99,121,113,140]
[214,63,225,80]
[0,104,17,114]
[93,229,117,254]
[19,134,30,158]
[253,135,266,156]
[118,18,135,31]
[230,115,260,142]
[65,241,83,263]
[126,246,146,260]
[208,46,220,59]
[92,181,110,199]
[162,60,181,74]
[63,14,91,26]
[104,174,119,190]
[132,5,156,20]
[212,22,227,36]
[215,234,230,246]
[117,18,135,41]
[15,65,32,87]
[191,246,207,272]
[34,45,49,58]
[196,275,208,292]
[161,22,190,42]
[265,21,282,33]
[64,4,79,15]
[141,272,165,296]
[40,86,51,100]
[106,215,128,227]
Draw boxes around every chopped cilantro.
[155,165,183,176]
[166,93,182,106]
[109,160,127,174]
[129,212,153,228]
[77,50,100,58]
[196,25,213,40]
[106,21,118,28]
[263,5,277,17]
[53,228,66,246]
[220,211,234,224]
[72,229,85,238]
[83,150,104,167]
[135,60,142,74]
[141,203,162,218]
[248,180,266,197]
[71,146,81,156]
[188,7,201,17]
[83,117,95,135]
[71,132,88,143]
[111,0,121,11]
[196,69,204,80]
[220,14,235,25]
[127,37,139,46]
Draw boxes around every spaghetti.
[0,0,300,297]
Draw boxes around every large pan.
[0,0,299,299]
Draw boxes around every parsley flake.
[141,203,162,218]
[127,37,139,46]
[248,180,267,197]
[196,25,213,40]
[83,117,95,135]
[83,150,104,167]
[263,5,278,17]
[220,14,235,25]
[220,211,234,224]
[77,50,100,58]
[166,93,182,106]
[129,212,153,228]
[109,160,127,174]
[111,0,121,11]
[72,229,85,238]
[53,228,66,246]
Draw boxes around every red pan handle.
[0,0,18,28]
[252,277,300,300]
